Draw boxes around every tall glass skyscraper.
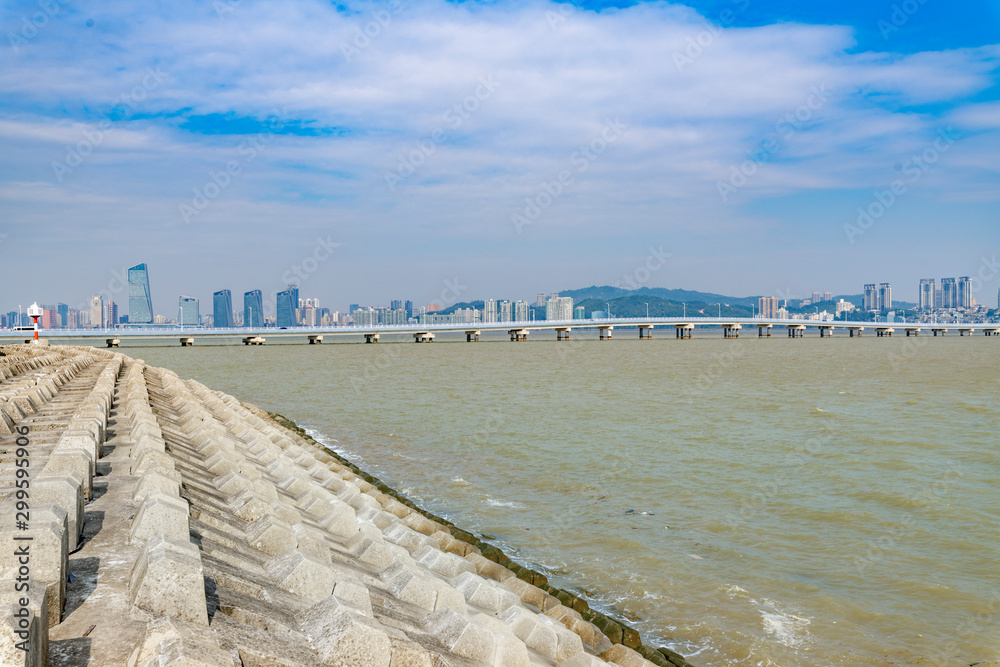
[178,296,199,326]
[127,263,153,324]
[276,290,296,327]
[213,290,234,328]
[244,290,263,328]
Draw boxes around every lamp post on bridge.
[645,302,649,319]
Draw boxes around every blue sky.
[1,0,999,317]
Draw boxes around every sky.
[1,0,999,318]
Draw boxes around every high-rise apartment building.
[535,293,546,307]
[499,300,512,323]
[276,290,296,327]
[863,284,878,311]
[404,300,413,318]
[213,290,234,328]
[90,295,104,329]
[127,263,153,324]
[758,296,779,318]
[957,276,972,309]
[244,290,263,328]
[390,299,402,311]
[514,300,529,322]
[941,278,957,309]
[106,301,118,328]
[811,291,822,304]
[545,296,574,321]
[484,299,498,323]
[878,283,892,312]
[179,296,199,326]
[919,279,935,310]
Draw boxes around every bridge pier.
[757,324,772,337]
[849,326,864,337]
[598,326,613,340]
[722,324,741,339]
[638,325,652,339]
[465,330,480,342]
[959,328,973,336]
[905,328,921,337]
[106,338,120,348]
[555,327,571,341]
[308,335,323,344]
[986,329,1000,336]
[787,325,805,338]
[179,337,195,347]
[364,333,380,344]
[675,324,693,339]
[413,332,435,343]
[818,326,834,338]
[876,328,894,337]
[932,328,945,336]
[509,329,529,342]
[242,336,265,346]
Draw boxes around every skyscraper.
[106,301,118,328]
[514,300,529,322]
[127,263,153,324]
[179,296,199,326]
[941,278,957,309]
[276,290,296,327]
[878,283,892,312]
[57,303,69,327]
[244,290,263,328]
[863,284,878,311]
[484,299,498,323]
[213,290,234,328]
[404,300,413,318]
[919,279,935,310]
[758,296,779,318]
[90,295,104,329]
[545,296,574,321]
[957,276,972,309]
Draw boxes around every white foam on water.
[451,477,471,487]
[486,497,519,508]
[757,599,811,648]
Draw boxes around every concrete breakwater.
[0,343,695,667]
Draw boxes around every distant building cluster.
[918,277,973,310]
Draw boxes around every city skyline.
[2,1,999,310]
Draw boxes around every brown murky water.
[133,332,1000,666]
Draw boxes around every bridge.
[4,317,1000,347]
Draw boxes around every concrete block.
[383,523,437,554]
[228,489,273,522]
[44,450,93,499]
[32,475,84,550]
[600,644,651,667]
[500,606,559,660]
[388,639,435,667]
[0,579,47,667]
[299,596,392,667]
[132,434,166,461]
[413,545,476,579]
[346,534,394,570]
[385,569,437,611]
[557,653,613,667]
[451,571,520,614]
[473,613,531,667]
[317,501,359,539]
[0,505,67,629]
[213,471,252,498]
[245,515,296,556]
[128,616,232,667]
[333,579,373,617]
[128,534,209,626]
[129,493,190,545]
[422,607,495,664]
[291,523,332,565]
[133,449,176,477]
[265,548,335,602]
[467,552,516,584]
[133,469,182,504]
